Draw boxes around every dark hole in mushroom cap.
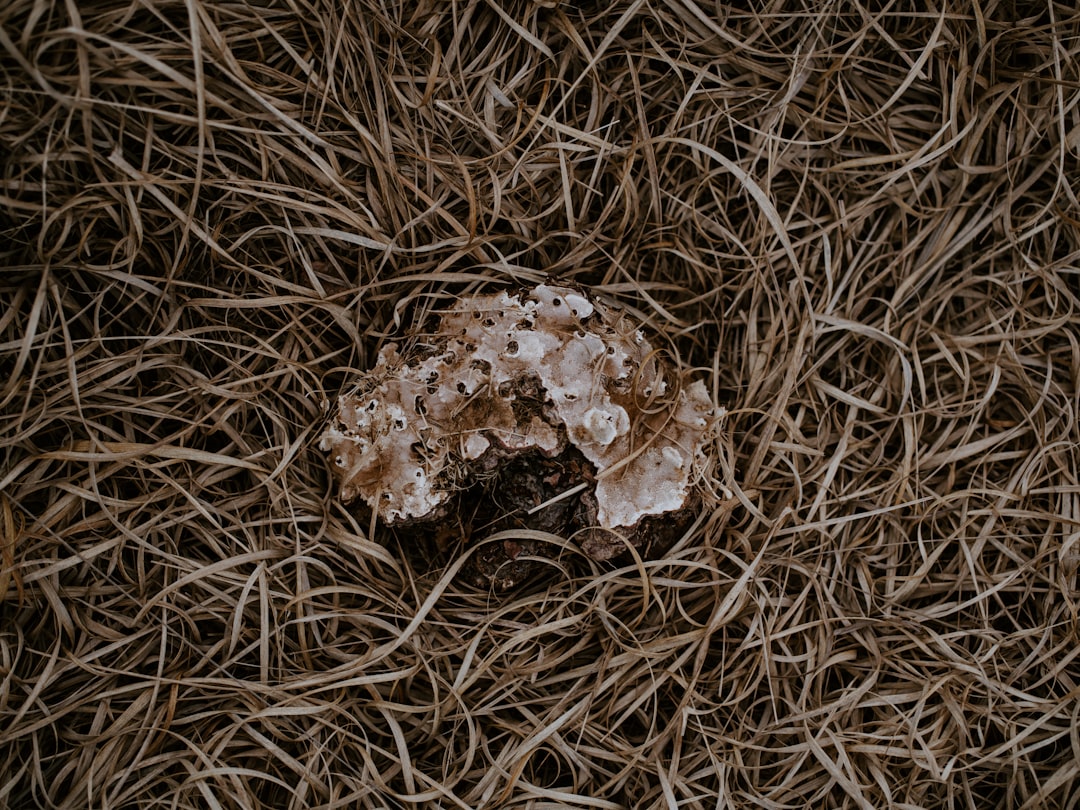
[506,340,519,355]
[411,342,442,361]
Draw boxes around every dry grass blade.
[2,0,1080,808]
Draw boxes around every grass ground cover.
[2,1,1079,807]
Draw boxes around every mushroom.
[321,282,721,588]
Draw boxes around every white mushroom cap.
[321,283,717,529]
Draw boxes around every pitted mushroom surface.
[321,283,720,587]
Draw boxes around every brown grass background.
[3,1,1080,807]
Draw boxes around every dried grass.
[2,0,1080,807]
